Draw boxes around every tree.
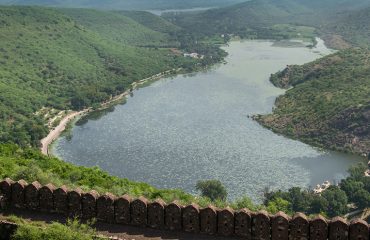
[322,186,348,217]
[352,189,370,209]
[348,164,367,181]
[195,180,227,201]
[231,196,258,211]
[308,195,328,215]
[267,197,292,214]
[288,187,310,212]
[340,179,364,202]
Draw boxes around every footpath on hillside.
[39,69,178,156]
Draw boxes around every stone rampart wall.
[1,178,369,240]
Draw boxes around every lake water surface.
[53,39,363,202]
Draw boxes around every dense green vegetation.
[196,180,228,201]
[0,6,227,147]
[265,164,370,218]
[116,10,181,34]
[8,217,96,240]
[57,8,173,47]
[0,0,246,10]
[320,6,370,48]
[256,49,370,155]
[164,0,370,48]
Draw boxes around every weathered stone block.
[68,188,82,217]
[0,195,5,210]
[24,181,41,210]
[310,215,329,240]
[271,211,290,240]
[11,180,27,208]
[349,219,369,240]
[235,208,252,239]
[182,204,200,233]
[0,178,14,207]
[97,193,115,223]
[217,207,234,237]
[200,206,217,235]
[329,217,349,240]
[82,190,99,220]
[165,201,182,231]
[39,184,55,212]
[0,220,18,240]
[290,212,309,240]
[148,199,166,229]
[252,211,270,240]
[115,195,131,224]
[130,197,148,226]
[54,186,68,214]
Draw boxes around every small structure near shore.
[313,181,331,194]
[364,161,370,177]
[183,52,204,59]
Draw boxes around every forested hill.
[0,6,222,147]
[0,0,246,10]
[320,6,370,48]
[164,0,370,48]
[57,8,177,47]
[256,49,370,155]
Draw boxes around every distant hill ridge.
[165,0,370,48]
[0,0,246,10]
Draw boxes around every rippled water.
[53,39,362,202]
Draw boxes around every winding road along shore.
[40,69,178,155]
[40,110,87,155]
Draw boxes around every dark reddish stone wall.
[115,195,131,224]
[130,197,148,227]
[165,201,182,231]
[1,178,369,240]
[147,199,166,229]
[97,193,115,223]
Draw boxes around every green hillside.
[163,0,315,41]
[0,6,202,147]
[117,10,180,34]
[321,6,370,47]
[165,0,370,47]
[0,0,246,10]
[57,8,175,47]
[256,49,370,155]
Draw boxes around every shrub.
[196,179,228,201]
[11,218,95,240]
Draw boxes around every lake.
[53,39,362,202]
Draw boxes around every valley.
[0,1,369,238]
[52,39,363,202]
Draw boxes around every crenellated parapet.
[0,178,369,239]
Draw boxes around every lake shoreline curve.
[40,68,182,155]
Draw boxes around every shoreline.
[40,69,180,156]
[42,37,332,157]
